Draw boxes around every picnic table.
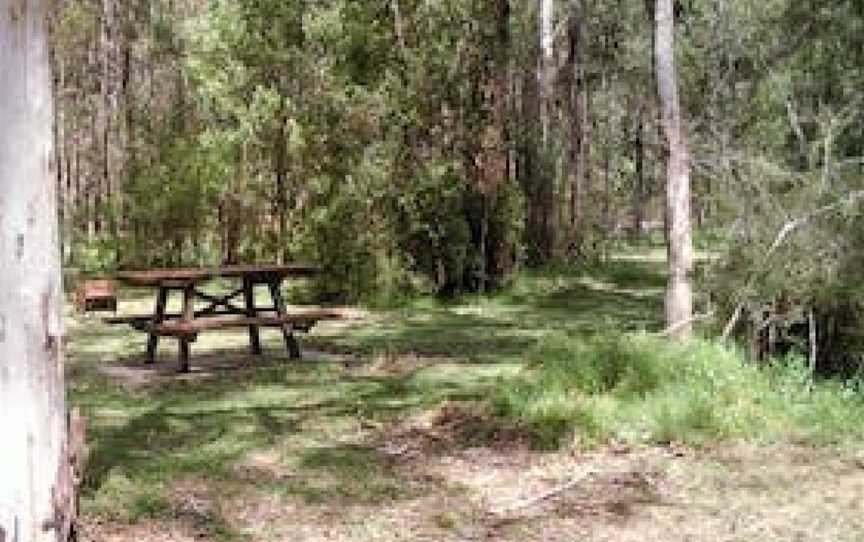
[108,264,343,372]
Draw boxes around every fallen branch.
[659,313,714,337]
[721,305,745,340]
[493,470,596,516]
[722,190,864,340]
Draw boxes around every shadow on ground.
[70,258,670,540]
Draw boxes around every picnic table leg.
[179,339,191,372]
[268,279,301,360]
[146,286,168,364]
[243,278,262,355]
[178,283,195,373]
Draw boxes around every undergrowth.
[493,332,864,449]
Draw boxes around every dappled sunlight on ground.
[67,259,864,541]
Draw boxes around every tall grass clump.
[493,332,864,449]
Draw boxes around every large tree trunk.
[655,0,693,340]
[0,1,72,541]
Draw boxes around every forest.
[2,0,864,541]
[50,0,864,365]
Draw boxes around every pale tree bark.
[655,0,694,340]
[0,1,72,541]
[538,0,554,147]
[391,0,407,54]
[521,0,556,265]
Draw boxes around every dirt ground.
[77,410,864,542]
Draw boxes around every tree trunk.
[274,95,290,263]
[632,103,646,237]
[0,2,72,540]
[600,63,613,259]
[99,0,113,238]
[520,0,555,266]
[538,0,554,147]
[808,308,817,379]
[567,0,585,253]
[655,0,693,340]
[52,30,70,265]
[519,14,541,265]
[121,0,135,256]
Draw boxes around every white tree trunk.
[655,0,694,340]
[0,1,70,541]
[539,0,554,146]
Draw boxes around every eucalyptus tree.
[655,0,693,339]
[1,1,75,540]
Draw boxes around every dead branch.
[722,190,864,340]
[659,313,714,337]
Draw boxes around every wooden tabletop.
[115,264,320,286]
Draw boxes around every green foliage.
[72,237,120,275]
[53,0,864,319]
[302,188,380,303]
[98,0,526,297]
[121,133,224,267]
[167,0,525,297]
[394,161,471,290]
[493,332,864,449]
[694,0,864,371]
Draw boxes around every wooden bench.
[76,279,117,314]
[109,264,339,372]
[106,309,345,372]
[154,311,343,336]
[107,310,341,335]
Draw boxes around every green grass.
[303,260,665,361]
[69,259,666,533]
[493,332,864,449]
[66,251,864,539]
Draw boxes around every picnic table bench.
[107,264,344,372]
[76,278,118,313]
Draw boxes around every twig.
[493,470,595,516]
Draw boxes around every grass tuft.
[493,332,864,449]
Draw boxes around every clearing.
[68,254,864,541]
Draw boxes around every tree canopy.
[50,0,864,365]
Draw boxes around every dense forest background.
[50,0,864,369]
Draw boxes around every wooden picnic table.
[110,264,343,372]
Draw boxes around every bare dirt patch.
[369,402,534,461]
[77,415,864,542]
